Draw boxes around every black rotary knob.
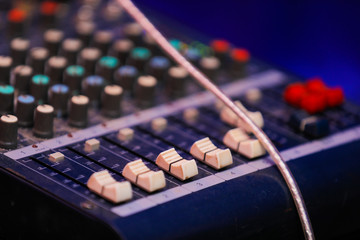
[63,65,85,95]
[11,65,33,94]
[0,115,18,149]
[78,47,101,76]
[82,75,106,104]
[76,21,96,47]
[165,66,189,97]
[96,56,119,83]
[10,37,30,66]
[33,104,54,138]
[27,47,49,74]
[127,47,151,71]
[45,56,68,85]
[111,39,134,64]
[43,29,64,56]
[14,94,35,127]
[101,85,123,117]
[48,84,70,117]
[123,22,143,45]
[93,30,113,55]
[135,75,157,106]
[199,56,220,81]
[114,65,138,92]
[0,85,15,114]
[146,56,171,82]
[30,74,50,104]
[68,95,89,128]
[0,56,13,84]
[61,38,83,66]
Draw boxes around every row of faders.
[83,117,235,202]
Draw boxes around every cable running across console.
[115,0,315,239]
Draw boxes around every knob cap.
[48,84,70,117]
[101,85,123,117]
[33,104,54,138]
[15,94,35,127]
[0,115,18,149]
[68,95,89,128]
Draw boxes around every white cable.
[116,0,315,239]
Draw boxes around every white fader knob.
[223,128,266,159]
[220,100,264,132]
[156,148,198,181]
[122,159,165,193]
[87,170,132,203]
[190,137,233,170]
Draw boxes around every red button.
[210,40,230,53]
[41,1,59,16]
[300,92,327,114]
[231,48,250,62]
[306,77,326,93]
[8,9,26,23]
[326,87,344,107]
[283,83,307,107]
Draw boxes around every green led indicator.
[99,56,119,68]
[32,75,49,85]
[131,47,151,59]
[0,85,14,94]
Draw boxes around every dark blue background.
[136,0,360,104]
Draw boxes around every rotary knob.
[68,95,89,128]
[101,85,123,117]
[48,84,70,117]
[33,104,54,138]
[135,75,157,106]
[0,115,18,149]
[0,85,15,114]
[15,94,35,127]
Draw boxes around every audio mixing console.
[0,1,359,239]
